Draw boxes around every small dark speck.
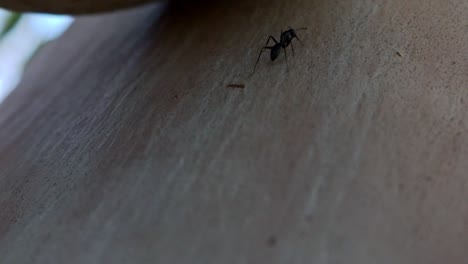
[174,95,178,99]
[266,236,277,248]
[452,61,456,65]
[396,51,402,57]
[425,176,432,182]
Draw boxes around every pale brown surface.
[0,0,467,263]
[0,0,156,14]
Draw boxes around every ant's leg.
[252,46,273,73]
[294,36,304,45]
[266,36,279,46]
[290,41,295,57]
[251,33,281,74]
[251,35,279,73]
[271,36,280,44]
[283,47,289,72]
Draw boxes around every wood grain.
[0,0,467,263]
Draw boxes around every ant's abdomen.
[270,45,282,61]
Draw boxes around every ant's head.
[287,27,307,38]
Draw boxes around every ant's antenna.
[289,26,307,45]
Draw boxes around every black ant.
[252,27,307,73]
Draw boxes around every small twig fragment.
[227,84,245,89]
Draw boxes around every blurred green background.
[0,9,73,103]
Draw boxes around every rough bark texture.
[0,0,467,263]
